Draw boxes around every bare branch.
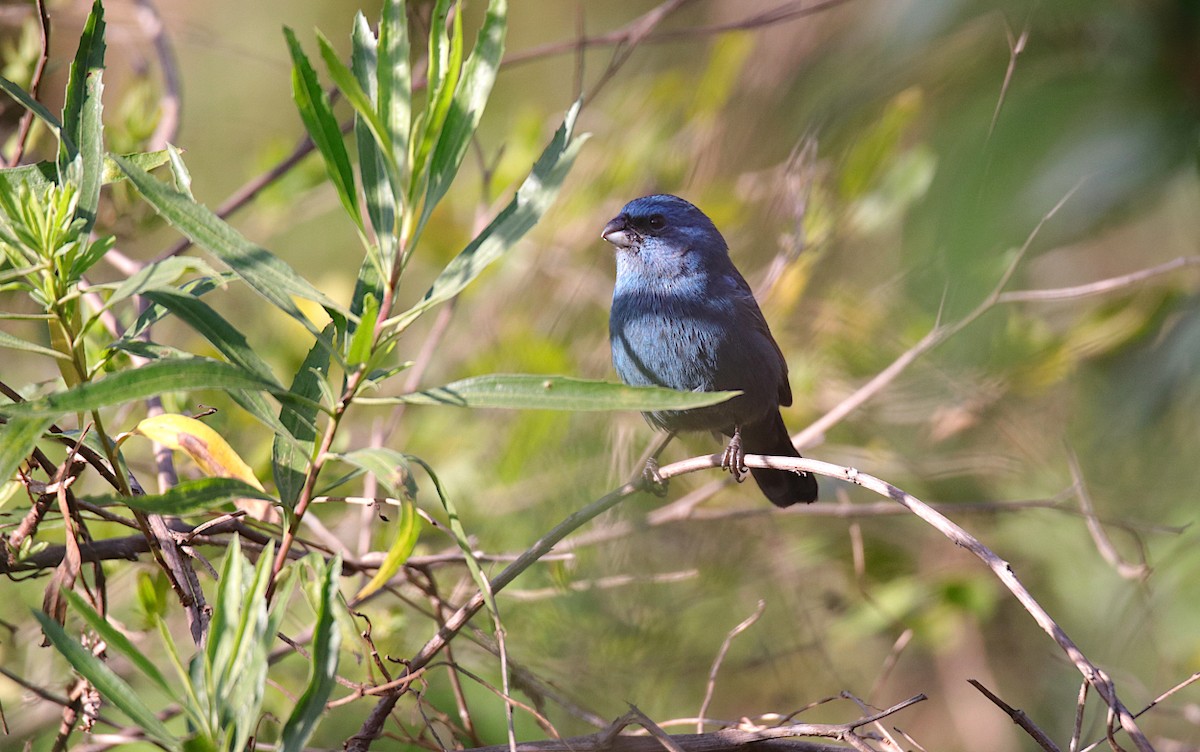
[448,696,925,752]
[698,601,767,733]
[653,452,1154,752]
[1066,448,1150,581]
[968,679,1061,752]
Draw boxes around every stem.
[267,365,368,600]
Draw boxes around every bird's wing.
[722,268,793,408]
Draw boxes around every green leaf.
[100,149,174,185]
[368,374,740,412]
[273,325,334,509]
[0,357,292,419]
[351,12,399,270]
[385,100,586,334]
[279,554,342,751]
[34,611,180,751]
[346,293,378,368]
[117,477,274,516]
[317,30,400,192]
[140,289,276,381]
[420,0,506,231]
[410,455,497,615]
[284,27,362,231]
[0,75,64,144]
[113,154,347,334]
[59,0,106,233]
[353,497,418,601]
[61,589,178,701]
[377,0,410,193]
[335,447,417,498]
[0,329,72,360]
[0,415,56,492]
[410,0,460,198]
[207,537,275,752]
[104,256,221,309]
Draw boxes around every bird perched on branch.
[601,194,818,507]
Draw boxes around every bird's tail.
[742,412,818,507]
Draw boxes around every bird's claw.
[721,431,749,482]
[643,457,669,497]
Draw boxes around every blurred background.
[3,0,1200,749]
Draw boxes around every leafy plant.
[0,0,737,746]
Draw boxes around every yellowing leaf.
[130,413,274,520]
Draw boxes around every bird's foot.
[721,428,748,483]
[643,457,669,497]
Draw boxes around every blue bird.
[602,194,818,507]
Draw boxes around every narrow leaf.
[353,498,418,601]
[421,0,506,229]
[61,589,177,700]
[104,256,220,309]
[273,325,333,508]
[279,554,342,751]
[0,357,291,419]
[119,477,273,516]
[59,0,106,232]
[346,293,378,368]
[372,374,740,412]
[140,289,276,381]
[0,75,64,144]
[113,155,347,333]
[284,27,362,231]
[0,415,56,490]
[317,30,399,190]
[386,101,586,333]
[335,447,417,498]
[34,611,179,750]
[351,13,398,269]
[410,455,497,615]
[0,329,72,360]
[377,0,411,186]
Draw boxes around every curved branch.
[656,453,1154,752]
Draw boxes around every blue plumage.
[602,194,818,506]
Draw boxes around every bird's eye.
[647,215,665,230]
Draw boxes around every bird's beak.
[601,216,633,249]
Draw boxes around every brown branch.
[968,679,1061,752]
[133,0,182,150]
[6,0,51,167]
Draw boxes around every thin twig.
[1066,448,1150,580]
[697,600,767,733]
[968,679,1061,752]
[652,452,1154,752]
[997,256,1200,303]
[451,695,926,752]
[989,17,1031,138]
[7,0,51,166]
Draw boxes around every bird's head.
[601,194,727,262]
